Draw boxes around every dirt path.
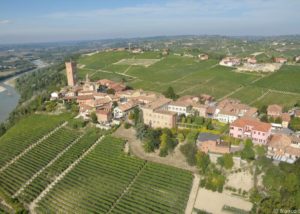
[249,89,270,105]
[29,136,105,214]
[185,174,200,214]
[0,122,67,173]
[13,134,84,198]
[112,126,197,173]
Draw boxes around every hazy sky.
[0,0,300,44]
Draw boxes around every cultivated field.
[35,136,193,214]
[77,51,300,108]
[114,58,161,67]
[0,114,193,213]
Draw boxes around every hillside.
[77,50,300,108]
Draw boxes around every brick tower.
[65,61,77,86]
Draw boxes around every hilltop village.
[51,58,300,165]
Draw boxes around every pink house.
[229,117,272,145]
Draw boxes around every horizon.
[1,0,300,44]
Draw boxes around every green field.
[77,51,300,108]
[0,115,193,213]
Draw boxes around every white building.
[167,101,193,116]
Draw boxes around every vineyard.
[35,136,193,214]
[0,126,80,197]
[0,114,70,168]
[0,114,193,213]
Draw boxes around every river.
[0,81,20,122]
[0,59,48,123]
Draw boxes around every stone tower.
[65,61,77,86]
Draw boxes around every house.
[167,101,193,116]
[197,133,230,154]
[192,103,208,118]
[229,117,272,144]
[162,49,169,56]
[141,98,177,129]
[198,54,209,61]
[96,108,112,123]
[131,48,143,54]
[113,101,138,119]
[281,113,291,128]
[245,57,257,64]
[215,99,257,123]
[267,134,300,163]
[294,109,300,118]
[220,57,241,67]
[200,94,214,104]
[50,92,60,100]
[77,95,95,106]
[267,104,282,118]
[273,57,287,64]
[97,79,126,93]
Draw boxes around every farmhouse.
[96,108,112,123]
[220,57,241,67]
[197,133,230,154]
[245,57,257,64]
[141,98,177,129]
[198,54,209,61]
[273,57,287,64]
[215,99,257,123]
[113,101,138,119]
[294,109,300,118]
[267,104,282,118]
[267,134,300,163]
[230,117,272,145]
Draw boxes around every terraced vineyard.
[0,126,80,197]
[0,115,193,213]
[35,136,193,214]
[0,114,70,168]
[18,129,101,204]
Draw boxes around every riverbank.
[0,85,6,93]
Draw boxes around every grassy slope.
[77,51,300,107]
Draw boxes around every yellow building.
[141,98,177,129]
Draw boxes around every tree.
[177,133,185,143]
[289,117,300,131]
[194,116,205,125]
[186,130,198,144]
[163,86,178,100]
[180,143,197,166]
[143,140,155,153]
[196,151,210,173]
[274,117,282,124]
[90,112,98,123]
[260,114,268,122]
[222,154,233,169]
[135,123,148,140]
[0,124,6,137]
[284,173,298,193]
[241,139,255,161]
[159,133,169,157]
[259,105,268,114]
[107,88,115,94]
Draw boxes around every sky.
[0,0,300,44]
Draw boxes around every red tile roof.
[231,117,271,132]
